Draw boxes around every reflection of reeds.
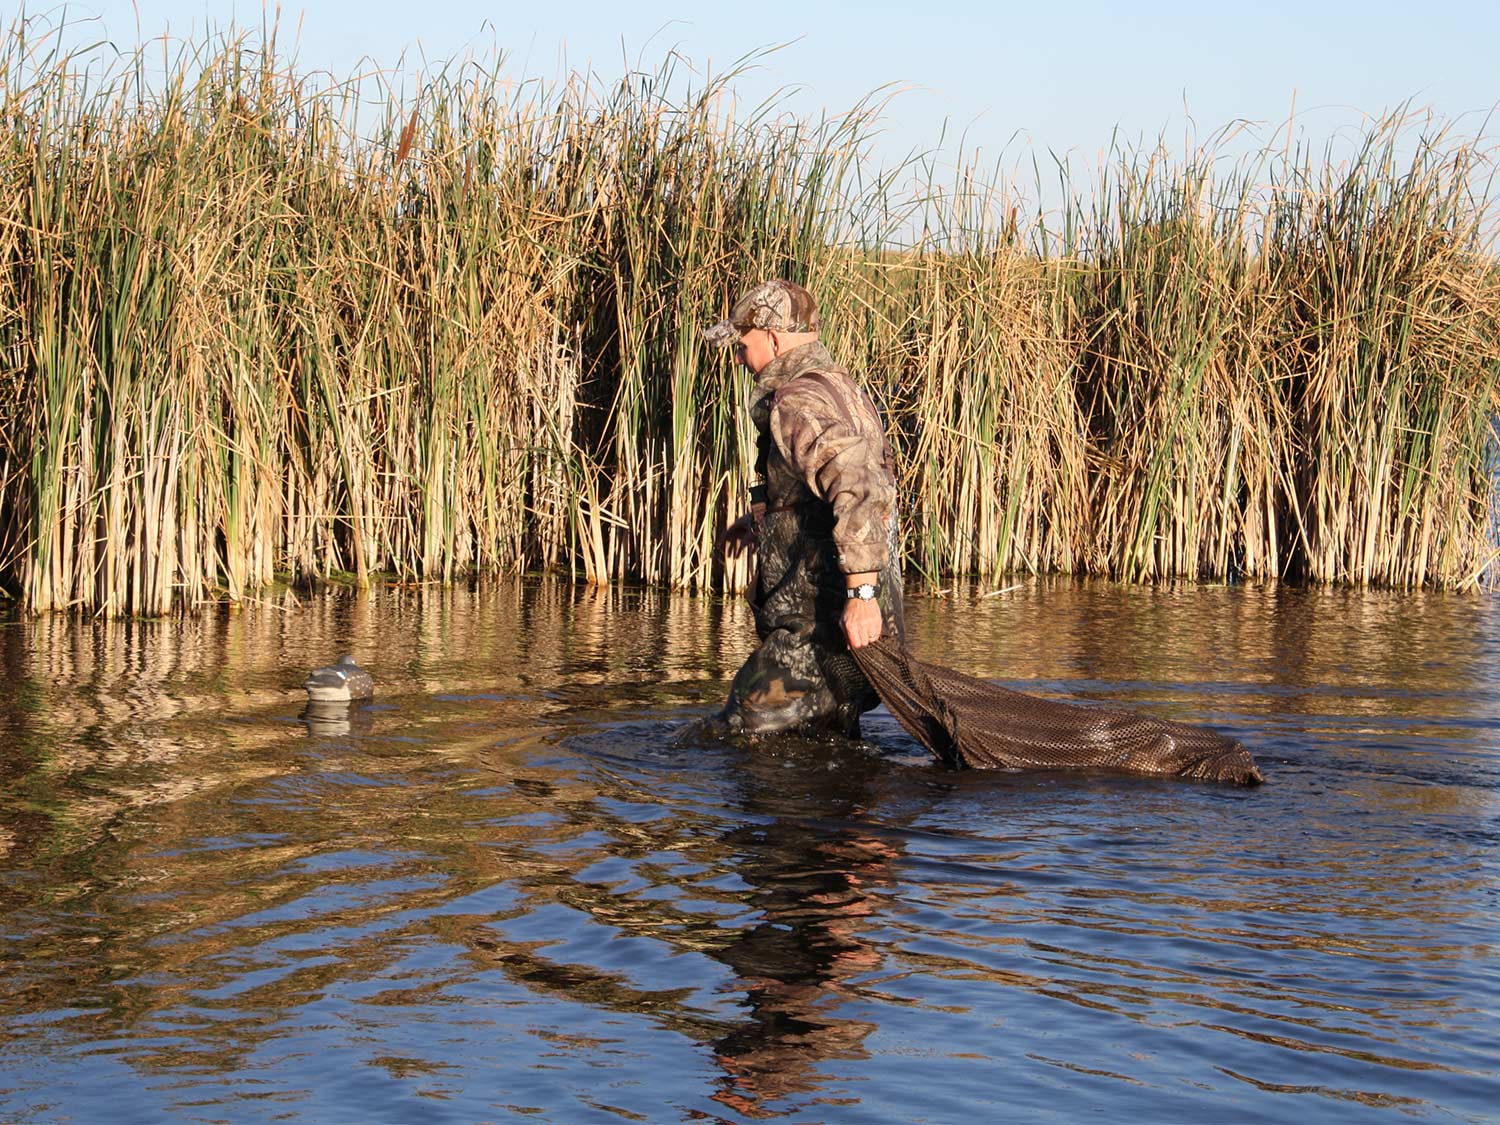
[1,20,1497,615]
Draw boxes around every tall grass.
[1,17,1497,616]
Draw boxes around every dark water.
[0,579,1496,1123]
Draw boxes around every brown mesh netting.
[853,639,1263,785]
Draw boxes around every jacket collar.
[752,340,836,397]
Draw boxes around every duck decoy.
[304,655,374,703]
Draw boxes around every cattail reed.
[1,17,1496,616]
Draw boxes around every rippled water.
[1,579,1497,1122]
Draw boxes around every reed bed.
[1,18,1497,615]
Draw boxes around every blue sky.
[33,0,1500,182]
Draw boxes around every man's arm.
[770,378,896,649]
[770,381,896,573]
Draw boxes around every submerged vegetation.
[1,17,1497,615]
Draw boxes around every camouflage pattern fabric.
[762,348,897,575]
[717,341,905,737]
[704,279,820,347]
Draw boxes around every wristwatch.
[846,583,878,601]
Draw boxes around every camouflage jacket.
[749,341,897,575]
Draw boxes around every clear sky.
[32,0,1500,185]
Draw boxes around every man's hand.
[842,595,883,649]
[718,508,761,557]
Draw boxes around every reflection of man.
[705,279,905,737]
[708,747,897,1114]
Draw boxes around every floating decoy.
[304,655,374,703]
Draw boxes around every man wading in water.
[685,281,1263,785]
[701,279,905,738]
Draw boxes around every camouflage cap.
[704,279,819,346]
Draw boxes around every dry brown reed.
[1,17,1497,615]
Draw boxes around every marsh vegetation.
[2,17,1496,614]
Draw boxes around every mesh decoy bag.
[853,639,1263,785]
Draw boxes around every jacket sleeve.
[769,377,895,574]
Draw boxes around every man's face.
[734,327,775,374]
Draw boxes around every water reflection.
[298,701,377,737]
[0,578,1496,1121]
[707,744,895,1114]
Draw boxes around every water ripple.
[1,579,1497,1121]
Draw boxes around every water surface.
[0,580,1496,1122]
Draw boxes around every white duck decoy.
[304,655,374,703]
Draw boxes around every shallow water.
[0,579,1496,1123]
